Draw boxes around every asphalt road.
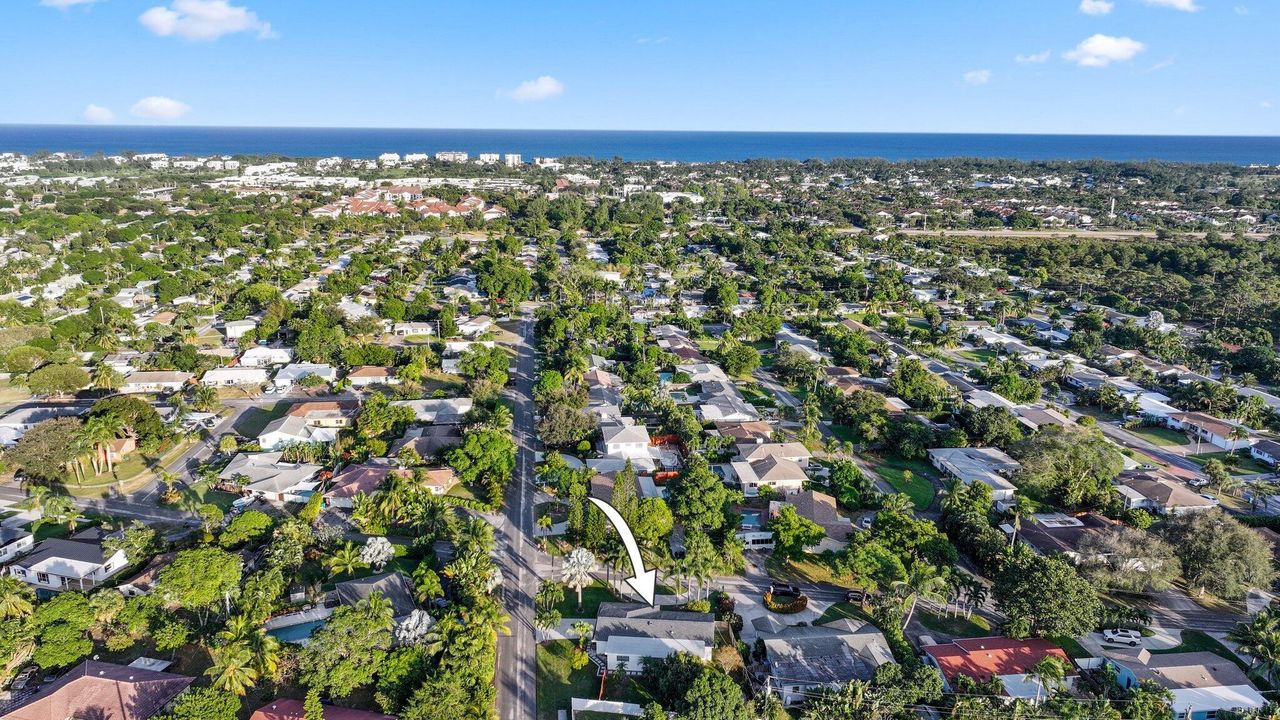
[495,312,538,720]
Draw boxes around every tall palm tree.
[325,542,367,578]
[245,630,282,679]
[218,614,255,644]
[561,547,597,611]
[879,493,914,516]
[890,565,949,630]
[1025,655,1068,703]
[205,644,259,696]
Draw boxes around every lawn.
[556,580,619,618]
[1127,426,1191,447]
[955,348,997,364]
[1047,634,1092,660]
[767,554,847,588]
[536,641,627,720]
[918,610,991,638]
[232,403,287,438]
[0,380,31,404]
[1186,451,1273,475]
[179,480,240,512]
[875,457,938,510]
[812,601,874,626]
[739,383,778,409]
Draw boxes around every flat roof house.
[273,362,337,388]
[391,397,474,424]
[594,602,714,672]
[347,365,400,387]
[120,370,192,394]
[0,659,193,720]
[239,346,294,367]
[928,447,1021,502]
[201,366,270,387]
[8,528,129,593]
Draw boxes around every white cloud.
[1079,0,1114,15]
[40,0,100,7]
[503,76,565,102]
[1063,34,1146,67]
[1144,0,1200,10]
[140,0,274,41]
[963,69,992,86]
[1015,50,1051,64]
[1234,5,1251,14]
[82,104,114,123]
[635,36,669,45]
[130,96,192,120]
[1262,101,1273,109]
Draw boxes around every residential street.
[495,311,538,720]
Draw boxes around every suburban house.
[0,405,87,446]
[391,397,474,423]
[759,619,894,707]
[1116,469,1217,516]
[116,551,177,597]
[8,528,128,592]
[273,362,338,388]
[120,370,192,394]
[219,452,324,504]
[1007,512,1118,562]
[239,346,294,367]
[593,602,715,672]
[325,463,399,508]
[223,318,257,340]
[769,490,854,551]
[674,363,730,384]
[0,659,193,720]
[1167,411,1252,451]
[0,527,34,563]
[928,447,1021,502]
[390,425,464,460]
[249,699,396,720]
[736,442,812,467]
[97,436,137,467]
[921,636,1078,702]
[419,467,459,495]
[696,381,760,423]
[347,365,400,388]
[715,421,775,445]
[600,421,652,460]
[732,455,809,497]
[1103,648,1267,720]
[258,415,337,450]
[1251,438,1280,468]
[287,401,358,429]
[392,322,434,337]
[334,571,418,622]
[201,366,270,387]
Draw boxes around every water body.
[1,125,1278,164]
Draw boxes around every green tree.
[25,363,89,396]
[768,505,825,559]
[158,686,240,720]
[299,594,396,698]
[995,546,1101,639]
[1162,509,1276,598]
[667,455,731,532]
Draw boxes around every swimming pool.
[267,619,326,644]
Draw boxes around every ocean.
[1,125,1278,165]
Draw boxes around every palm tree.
[205,644,259,696]
[879,493,913,516]
[34,493,78,534]
[412,565,444,603]
[325,542,367,578]
[561,547,598,611]
[218,614,255,644]
[1025,655,1068,703]
[1007,494,1034,548]
[890,565,949,630]
[0,576,35,619]
[462,599,512,639]
[487,404,513,430]
[1229,610,1280,686]
[245,630,282,679]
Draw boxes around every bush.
[763,591,809,614]
[220,510,274,548]
[684,599,711,613]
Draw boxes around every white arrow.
[587,497,657,606]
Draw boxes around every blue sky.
[2,0,1275,135]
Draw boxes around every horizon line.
[2,123,1279,140]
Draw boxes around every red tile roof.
[921,637,1075,684]
[250,698,396,720]
[1,660,193,720]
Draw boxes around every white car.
[1102,628,1142,646]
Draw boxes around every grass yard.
[1127,425,1191,447]
[0,380,32,404]
[767,554,847,588]
[535,641,606,720]
[875,457,938,510]
[1187,451,1274,475]
[179,480,240,512]
[739,383,778,409]
[1048,634,1092,660]
[955,348,998,364]
[918,611,991,638]
[812,601,874,626]
[556,580,619,618]
[233,403,287,437]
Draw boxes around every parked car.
[845,589,873,603]
[1102,628,1142,646]
[769,583,802,597]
